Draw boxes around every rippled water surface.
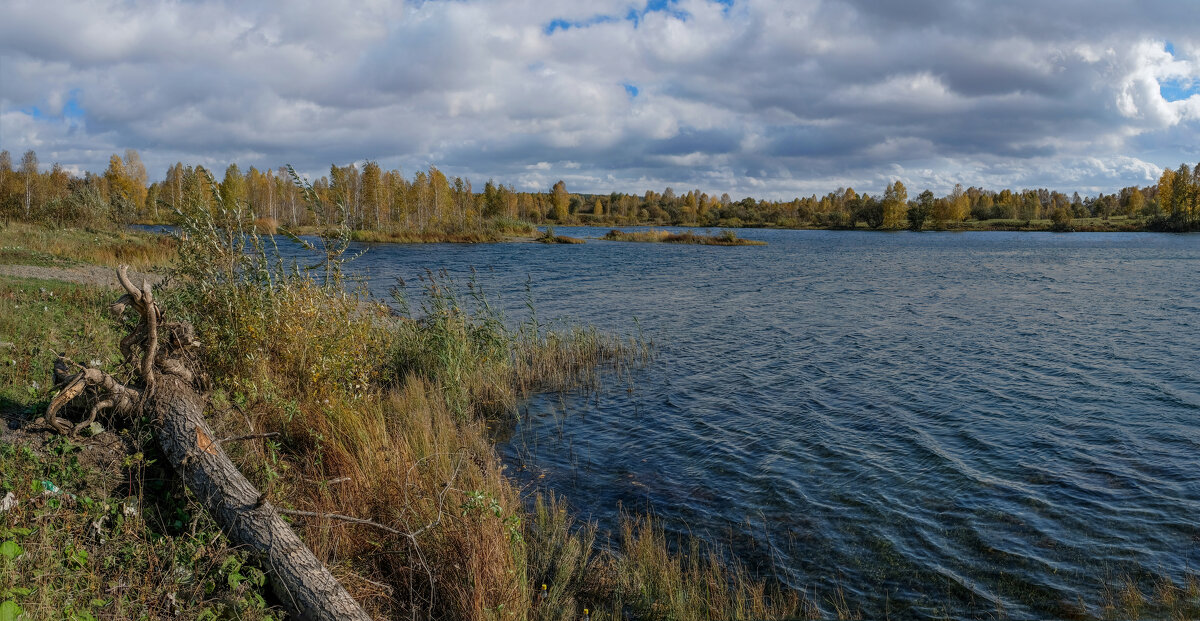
[343,227,1200,619]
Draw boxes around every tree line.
[2,148,1197,231]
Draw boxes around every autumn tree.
[103,151,148,222]
[482,179,502,218]
[972,193,994,220]
[1125,188,1145,216]
[220,164,245,212]
[361,161,383,228]
[948,183,969,221]
[882,180,908,228]
[1050,205,1073,230]
[551,180,569,222]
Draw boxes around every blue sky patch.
[62,90,85,119]
[543,14,619,34]
[626,0,690,27]
[548,0,713,33]
[1160,78,1198,102]
[623,83,640,98]
[19,90,86,122]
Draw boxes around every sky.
[1,0,1199,199]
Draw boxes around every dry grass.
[1095,571,1200,620]
[599,516,807,621]
[253,217,279,235]
[0,222,175,269]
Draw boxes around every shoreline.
[127,215,1168,242]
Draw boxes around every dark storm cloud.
[1,0,1198,198]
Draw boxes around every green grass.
[0,436,279,620]
[0,277,277,619]
[0,278,125,420]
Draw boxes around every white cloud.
[1115,40,1200,128]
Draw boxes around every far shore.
[125,214,1166,248]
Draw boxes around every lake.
[339,226,1199,619]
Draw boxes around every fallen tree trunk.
[48,267,370,620]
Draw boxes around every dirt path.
[0,264,164,288]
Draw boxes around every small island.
[602,228,767,246]
[535,227,586,244]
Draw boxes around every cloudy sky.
[1,0,1199,198]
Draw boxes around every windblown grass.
[390,270,647,420]
[525,494,813,621]
[0,222,175,269]
[602,228,767,246]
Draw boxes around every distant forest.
[2,148,1199,232]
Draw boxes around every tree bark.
[147,374,370,620]
[48,267,370,621]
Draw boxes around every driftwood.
[46,266,370,621]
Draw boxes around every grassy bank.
[0,222,175,269]
[602,229,767,246]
